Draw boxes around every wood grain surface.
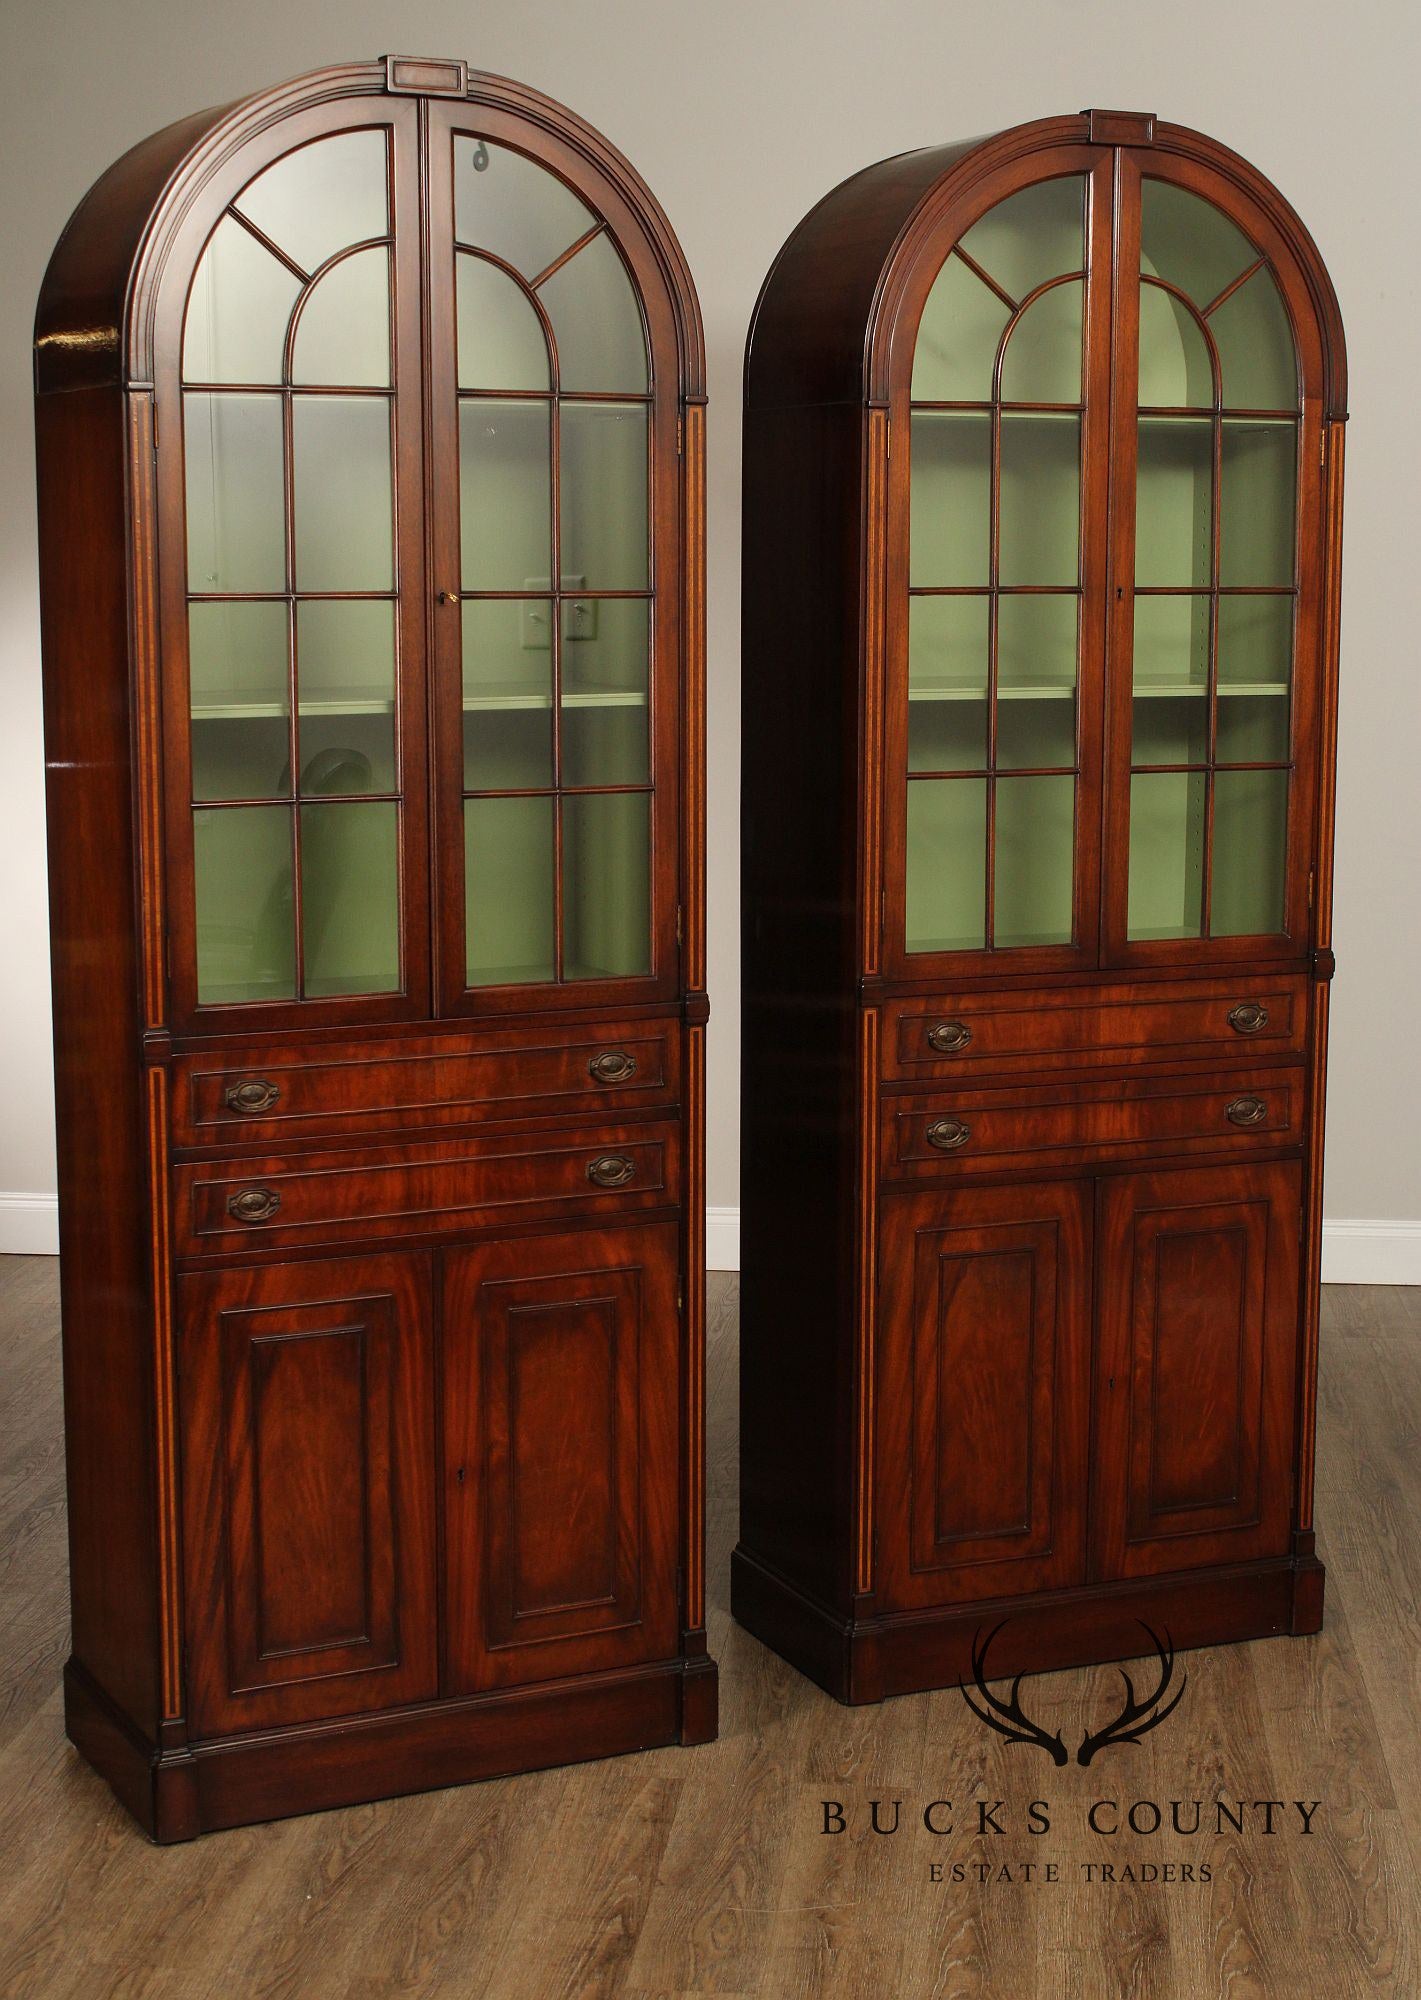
[1,1261,1415,1998]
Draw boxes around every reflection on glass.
[184,392,285,591]
[560,404,648,590]
[184,216,301,384]
[193,804,295,1002]
[912,254,1009,402]
[297,600,396,791]
[1137,284,1214,408]
[1215,595,1292,764]
[540,232,648,392]
[910,413,990,585]
[999,281,1082,404]
[908,596,989,772]
[1135,418,1211,587]
[459,399,551,589]
[563,793,650,978]
[456,254,550,391]
[461,598,553,790]
[292,396,393,590]
[1221,422,1296,584]
[234,131,389,277]
[454,140,594,280]
[1140,179,1254,311]
[1211,266,1296,409]
[465,794,555,985]
[300,800,400,995]
[189,600,291,801]
[906,779,986,952]
[1212,770,1287,935]
[292,247,390,387]
[1127,771,1205,939]
[957,175,1084,306]
[1132,595,1209,763]
[999,415,1078,585]
[562,598,650,786]
[995,776,1074,945]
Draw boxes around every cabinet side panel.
[36,386,158,1733]
[739,402,863,1603]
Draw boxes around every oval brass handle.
[586,1154,636,1189]
[927,1021,973,1055]
[1226,1096,1268,1128]
[926,1117,972,1152]
[224,1079,280,1115]
[588,1050,638,1085]
[1227,1002,1269,1036]
[227,1187,281,1224]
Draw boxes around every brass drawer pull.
[1227,1002,1269,1036]
[224,1078,280,1115]
[227,1187,281,1224]
[926,1117,972,1152]
[1226,1096,1268,1128]
[586,1154,636,1189]
[927,1021,972,1055]
[588,1050,638,1085]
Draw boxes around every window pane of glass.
[184,392,285,591]
[460,399,551,590]
[184,216,300,384]
[911,253,1009,402]
[1132,595,1209,763]
[540,232,648,393]
[292,396,393,590]
[461,598,553,790]
[560,404,647,591]
[296,601,396,792]
[957,175,1084,305]
[996,594,1077,773]
[1211,770,1288,935]
[906,779,986,952]
[910,413,990,586]
[1220,421,1296,585]
[234,131,389,277]
[999,415,1078,586]
[563,793,651,979]
[1137,283,1214,408]
[995,775,1074,945]
[1140,179,1254,310]
[1212,266,1297,410]
[1135,418,1211,588]
[999,280,1082,404]
[1215,595,1293,764]
[189,600,290,801]
[1127,771,1205,939]
[456,253,550,391]
[454,140,595,280]
[908,596,988,772]
[465,794,555,985]
[193,804,295,1002]
[300,800,399,995]
[997,685,1075,771]
[292,247,390,387]
[562,598,649,786]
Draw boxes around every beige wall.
[2,0,1417,1263]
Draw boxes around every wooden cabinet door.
[875,1181,1092,1611]
[1092,1160,1301,1579]
[180,1253,438,1737]
[443,1222,680,1692]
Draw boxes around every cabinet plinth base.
[731,1545,1324,1706]
[64,1652,719,1843]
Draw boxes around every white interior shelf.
[193,684,648,720]
[908,680,1287,702]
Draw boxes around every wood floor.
[0,1260,1417,1998]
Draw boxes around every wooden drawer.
[882,1070,1304,1181]
[171,1017,679,1147]
[882,975,1308,1083]
[173,1120,680,1259]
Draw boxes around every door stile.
[1100,149,1145,967]
[1074,149,1117,969]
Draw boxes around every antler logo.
[962,1620,1187,1766]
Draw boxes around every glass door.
[427,108,681,1011]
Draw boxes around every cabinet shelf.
[193,685,648,720]
[908,681,1287,704]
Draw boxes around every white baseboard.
[2,1193,1415,1284]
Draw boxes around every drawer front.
[883,976,1307,1083]
[174,1121,680,1258]
[883,1071,1304,1180]
[172,1018,679,1147]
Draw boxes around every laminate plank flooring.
[0,1260,1416,1999]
